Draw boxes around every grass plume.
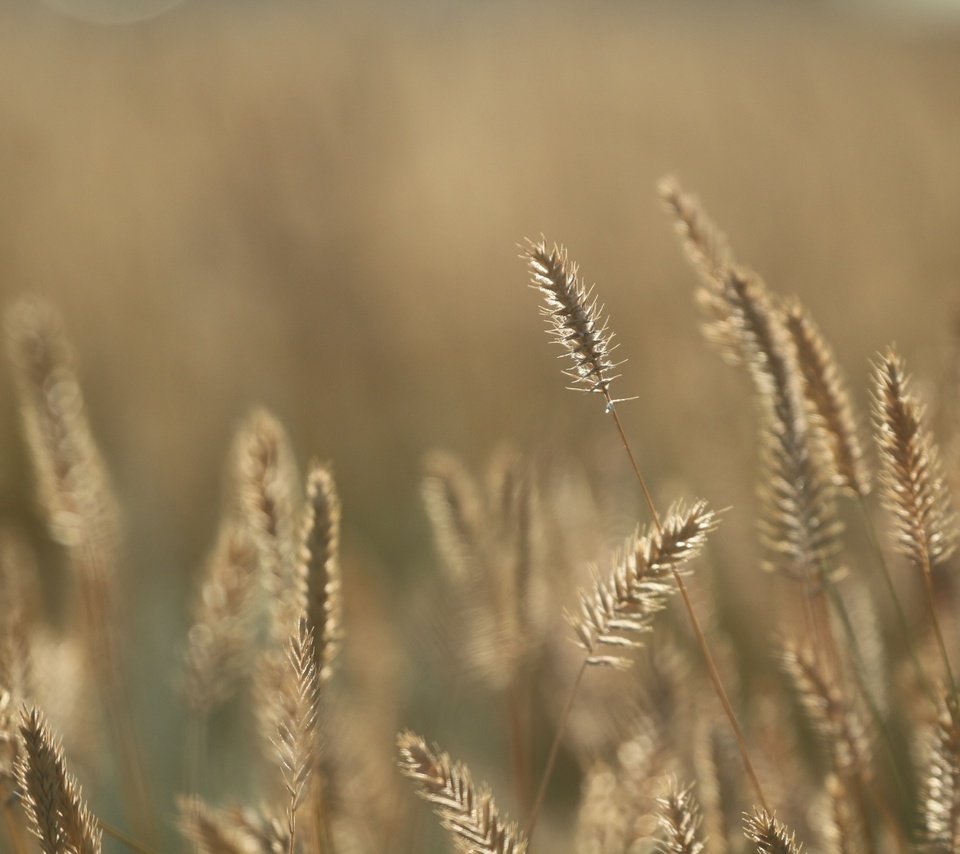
[396,730,528,854]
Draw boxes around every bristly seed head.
[523,238,624,401]
[872,348,957,570]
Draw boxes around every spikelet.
[422,451,486,583]
[177,798,290,854]
[15,705,101,854]
[781,642,871,780]
[569,501,718,669]
[657,779,706,854]
[661,183,841,577]
[919,692,960,852]
[782,300,870,498]
[742,809,803,854]
[297,461,342,682]
[232,409,299,639]
[182,522,259,716]
[4,298,119,558]
[820,773,866,854]
[272,617,321,844]
[872,349,957,570]
[396,731,527,854]
[523,238,623,401]
[177,797,254,854]
[658,176,734,287]
[5,299,121,686]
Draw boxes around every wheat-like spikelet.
[183,522,260,716]
[396,731,527,854]
[920,692,960,852]
[742,809,803,854]
[781,642,871,780]
[177,797,255,854]
[178,798,291,854]
[422,451,487,583]
[4,298,119,558]
[570,501,718,669]
[233,409,299,638]
[5,298,122,688]
[574,762,627,854]
[523,238,623,401]
[298,461,342,682]
[15,705,101,854]
[662,187,841,577]
[872,349,957,570]
[728,271,842,577]
[782,300,870,498]
[820,773,866,854]
[659,176,734,286]
[656,779,706,854]
[272,617,321,849]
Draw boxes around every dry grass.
[2,4,960,854]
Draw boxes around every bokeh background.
[2,1,960,851]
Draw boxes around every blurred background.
[2,0,960,851]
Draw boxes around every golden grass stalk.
[15,705,101,854]
[523,235,770,819]
[658,177,734,287]
[4,298,119,563]
[656,779,706,854]
[273,617,322,854]
[422,451,486,583]
[822,773,866,854]
[298,461,343,683]
[781,641,871,781]
[569,501,718,669]
[176,798,250,854]
[182,523,259,717]
[660,181,842,579]
[5,298,151,839]
[920,692,960,852]
[742,809,803,854]
[524,238,625,403]
[873,349,957,571]
[177,798,290,854]
[396,730,528,854]
[783,300,870,499]
[233,408,300,640]
[872,348,958,690]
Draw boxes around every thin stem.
[607,399,770,813]
[816,562,911,805]
[920,548,957,698]
[506,671,531,816]
[525,658,586,840]
[856,497,936,704]
[99,818,159,854]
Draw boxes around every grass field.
[1,3,960,852]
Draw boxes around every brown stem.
[606,398,770,813]
[525,659,586,840]
[506,672,531,817]
[920,548,957,697]
[857,497,937,704]
[98,818,159,854]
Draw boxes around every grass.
[3,174,960,853]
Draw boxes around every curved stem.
[857,497,936,704]
[524,659,586,841]
[606,398,770,813]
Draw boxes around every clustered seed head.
[397,731,528,854]
[873,348,957,571]
[523,238,622,400]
